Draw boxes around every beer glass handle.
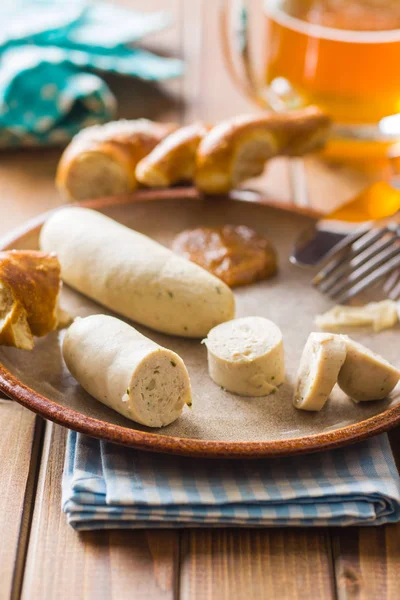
[220,0,271,109]
[220,0,311,208]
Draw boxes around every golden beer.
[265,0,400,125]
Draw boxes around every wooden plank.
[180,528,335,600]
[0,148,65,235]
[179,3,337,599]
[0,401,44,600]
[331,431,400,600]
[22,422,179,600]
[20,2,183,599]
[332,526,400,600]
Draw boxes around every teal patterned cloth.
[0,1,183,147]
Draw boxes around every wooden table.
[1,2,400,598]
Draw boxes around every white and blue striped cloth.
[62,431,400,530]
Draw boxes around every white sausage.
[204,316,285,396]
[293,333,347,411]
[62,315,192,427]
[40,207,235,338]
[338,336,400,402]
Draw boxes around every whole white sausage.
[40,207,235,338]
[63,315,192,427]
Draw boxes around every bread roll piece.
[136,123,209,187]
[204,316,285,396]
[56,119,176,201]
[40,208,235,338]
[0,250,62,350]
[195,107,331,194]
[338,336,400,402]
[63,315,192,427]
[293,333,347,411]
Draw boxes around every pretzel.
[136,122,209,187]
[0,250,62,349]
[195,107,331,194]
[56,119,177,201]
[55,109,331,200]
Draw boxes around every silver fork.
[312,216,400,303]
[384,269,400,300]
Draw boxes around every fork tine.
[318,233,398,294]
[335,253,400,303]
[313,252,352,287]
[328,240,400,299]
[352,224,395,252]
[312,227,370,285]
[384,269,400,294]
[389,280,400,300]
[389,283,400,300]
[313,226,390,287]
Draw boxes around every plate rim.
[1,187,399,459]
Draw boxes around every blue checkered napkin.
[0,0,183,147]
[62,431,400,530]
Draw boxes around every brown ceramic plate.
[0,188,399,458]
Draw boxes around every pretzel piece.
[0,250,62,349]
[56,119,177,201]
[136,123,209,187]
[195,107,331,194]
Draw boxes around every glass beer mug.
[221,0,400,149]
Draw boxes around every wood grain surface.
[333,527,400,600]
[22,424,180,600]
[180,529,335,600]
[0,1,399,599]
[0,402,44,600]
